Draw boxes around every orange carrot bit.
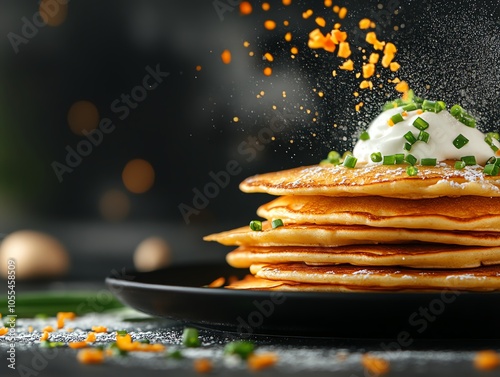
[324,0,332,6]
[339,59,354,71]
[263,67,273,76]
[369,52,379,64]
[373,40,385,51]
[333,5,340,13]
[207,277,225,288]
[264,52,274,62]
[389,62,400,72]
[116,333,135,351]
[416,109,423,114]
[474,350,500,370]
[308,29,327,49]
[359,18,371,29]
[262,2,270,11]
[290,47,298,55]
[264,20,277,30]
[395,81,409,93]
[355,102,364,112]
[77,349,105,365]
[43,326,55,333]
[322,36,336,53]
[338,7,348,20]
[315,17,326,27]
[332,29,347,43]
[40,331,49,341]
[387,119,395,126]
[221,49,231,64]
[194,358,213,374]
[91,326,107,333]
[85,332,97,343]
[360,80,373,90]
[282,0,292,5]
[362,63,375,78]
[333,22,341,29]
[302,9,313,19]
[28,326,34,333]
[239,1,252,15]
[365,31,378,44]
[337,42,351,58]
[68,341,89,349]
[248,352,279,371]
[384,42,397,55]
[284,32,292,42]
[370,21,376,28]
[381,53,395,68]
[402,111,408,117]
[0,327,8,336]
[56,312,76,329]
[361,354,390,375]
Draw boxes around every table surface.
[1,282,500,377]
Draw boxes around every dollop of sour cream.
[353,107,500,165]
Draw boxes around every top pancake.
[239,161,500,198]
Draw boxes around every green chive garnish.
[485,134,499,153]
[343,155,357,168]
[418,131,430,143]
[406,166,418,176]
[405,154,417,166]
[224,341,255,360]
[271,219,284,228]
[383,155,396,165]
[328,151,341,163]
[453,134,469,149]
[403,142,412,151]
[450,104,476,128]
[422,100,445,113]
[249,220,262,231]
[116,330,128,336]
[455,160,466,170]
[404,131,417,145]
[487,157,500,167]
[403,103,418,111]
[390,113,404,125]
[359,131,370,141]
[167,350,183,359]
[413,117,429,130]
[484,164,500,176]
[460,156,476,166]
[421,158,437,166]
[182,327,201,348]
[395,153,405,164]
[370,152,382,162]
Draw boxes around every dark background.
[0,0,498,277]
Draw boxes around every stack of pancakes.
[204,161,500,291]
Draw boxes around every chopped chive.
[395,153,405,164]
[370,152,382,162]
[461,114,476,128]
[328,150,341,162]
[342,155,357,168]
[271,219,284,228]
[487,132,500,141]
[116,330,128,336]
[182,327,201,348]
[421,158,437,166]
[405,154,417,166]
[403,103,418,111]
[484,164,500,176]
[487,157,500,167]
[460,155,476,166]
[403,131,417,144]
[406,165,418,176]
[418,131,430,143]
[390,113,404,125]
[249,220,262,231]
[383,155,396,165]
[413,117,429,130]
[450,104,462,117]
[453,134,469,149]
[224,341,255,360]
[403,142,412,151]
[455,160,466,170]
[450,104,476,128]
[485,134,500,153]
[167,349,183,359]
[422,99,445,113]
[359,131,370,141]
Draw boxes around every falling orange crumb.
[284,32,292,42]
[291,46,298,54]
[69,341,89,349]
[0,328,8,336]
[248,353,279,371]
[395,81,409,93]
[332,29,347,42]
[282,0,292,5]
[194,358,213,374]
[208,276,225,287]
[91,326,107,333]
[315,17,326,27]
[360,80,373,90]
[221,49,231,64]
[416,109,423,114]
[318,91,324,97]
[333,22,341,29]
[389,62,400,72]
[332,70,337,77]
[324,0,332,6]
[474,350,500,370]
[337,42,351,58]
[262,2,270,11]
[362,354,390,375]
[263,67,272,76]
[264,52,274,62]
[362,63,375,78]
[239,1,252,15]
[43,326,55,333]
[339,59,354,71]
[195,65,202,71]
[40,331,49,341]
[243,41,250,47]
[264,20,277,30]
[369,53,380,64]
[28,326,34,333]
[77,349,104,365]
[338,7,348,19]
[85,332,97,343]
[384,42,397,55]
[302,9,313,19]
[333,5,340,13]
[283,20,289,26]
[359,18,371,29]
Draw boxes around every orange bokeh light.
[67,100,100,136]
[39,0,68,27]
[122,159,155,194]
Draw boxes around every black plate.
[106,263,500,339]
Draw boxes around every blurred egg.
[0,231,69,280]
[133,237,172,272]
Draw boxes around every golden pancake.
[249,263,500,291]
[239,162,500,198]
[226,244,500,269]
[256,195,500,231]
[204,222,500,247]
